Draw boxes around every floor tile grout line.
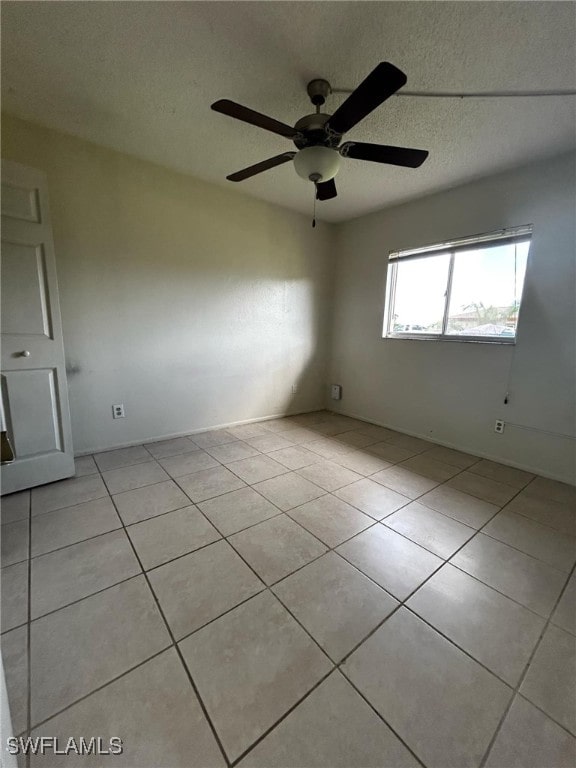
[466,466,534,491]
[27,572,143,625]
[503,501,576,535]
[7,462,434,568]
[519,473,576,506]
[172,584,268,646]
[23,497,334,629]
[106,493,233,768]
[334,479,529,670]
[1,514,36,531]
[69,413,574,495]
[478,557,576,766]
[34,432,571,536]
[115,496,198,527]
[25,646,171,734]
[171,461,313,517]
[283,506,378,550]
[227,665,425,768]
[172,458,279,492]
[100,464,171,496]
[28,522,125,561]
[25,492,211,561]
[11,468,571,625]
[446,559,570,622]
[186,504,344,663]
[1,622,28,637]
[28,491,110,521]
[26,509,292,618]
[1,557,30,571]
[225,518,334,589]
[381,507,479,547]
[142,526,265,576]
[95,456,156,473]
[514,691,576,739]
[28,451,529,531]
[331,541,441,612]
[16,464,570,632]
[376,469,576,568]
[476,517,576,567]
[29,548,267,655]
[399,604,517,689]
[333,669,430,768]
[204,508,286,542]
[23,505,378,639]
[201,568,421,767]
[25,488,32,768]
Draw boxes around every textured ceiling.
[2,1,575,222]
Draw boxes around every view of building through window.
[384,237,530,341]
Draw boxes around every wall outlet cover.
[331,384,342,400]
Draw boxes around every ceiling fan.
[211,62,429,201]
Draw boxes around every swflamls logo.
[6,736,123,756]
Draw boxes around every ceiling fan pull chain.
[312,185,317,228]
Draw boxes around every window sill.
[383,334,516,345]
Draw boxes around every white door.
[1,159,74,494]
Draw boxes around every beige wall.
[2,115,335,454]
[3,115,574,482]
[330,153,576,483]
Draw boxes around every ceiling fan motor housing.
[293,113,341,150]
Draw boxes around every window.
[383,226,531,342]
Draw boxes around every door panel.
[1,160,74,494]
[1,180,40,222]
[2,370,62,456]
[1,242,52,337]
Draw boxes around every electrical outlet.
[331,384,342,400]
[494,419,505,434]
[291,384,298,394]
[112,404,125,419]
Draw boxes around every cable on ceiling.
[331,88,576,99]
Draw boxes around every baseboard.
[74,406,324,457]
[328,407,575,486]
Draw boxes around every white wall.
[3,115,574,482]
[330,153,576,483]
[2,115,335,454]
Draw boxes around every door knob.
[20,350,31,357]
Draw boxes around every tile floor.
[1,411,575,767]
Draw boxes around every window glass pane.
[390,253,450,334]
[446,241,529,338]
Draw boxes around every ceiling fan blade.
[341,141,429,168]
[212,99,298,139]
[316,178,337,201]
[226,153,296,182]
[327,62,407,136]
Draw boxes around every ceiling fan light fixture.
[293,146,340,182]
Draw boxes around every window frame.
[383,225,532,344]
